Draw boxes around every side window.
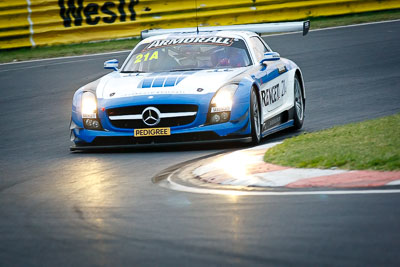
[249,36,270,62]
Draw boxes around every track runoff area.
[3,20,398,197]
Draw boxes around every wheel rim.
[252,92,261,138]
[294,80,304,121]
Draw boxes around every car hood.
[96,68,248,99]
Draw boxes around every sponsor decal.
[211,106,231,113]
[134,128,171,137]
[145,37,234,50]
[82,113,96,119]
[261,80,287,107]
[134,51,158,64]
[262,115,281,131]
[118,90,186,97]
[58,0,139,28]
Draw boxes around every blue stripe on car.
[141,78,153,88]
[138,71,196,88]
[164,76,179,87]
[261,68,281,84]
[152,76,166,87]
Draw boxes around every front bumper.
[70,114,252,151]
[70,133,252,151]
[71,86,253,151]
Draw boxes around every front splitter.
[70,137,252,151]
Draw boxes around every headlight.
[211,84,238,112]
[208,84,238,124]
[82,92,97,118]
[81,92,103,130]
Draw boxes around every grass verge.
[309,8,400,29]
[264,114,400,171]
[1,9,400,63]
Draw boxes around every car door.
[249,36,289,127]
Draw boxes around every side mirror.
[260,52,280,65]
[104,59,119,71]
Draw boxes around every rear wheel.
[250,88,261,145]
[293,76,304,129]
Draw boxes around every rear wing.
[141,21,310,40]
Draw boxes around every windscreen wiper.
[120,70,146,73]
[169,68,205,72]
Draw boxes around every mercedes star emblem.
[142,107,161,126]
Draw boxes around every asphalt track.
[1,21,400,266]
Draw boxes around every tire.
[250,88,262,145]
[293,76,305,129]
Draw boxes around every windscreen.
[121,36,252,73]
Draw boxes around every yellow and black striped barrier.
[1,0,399,49]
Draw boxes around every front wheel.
[250,88,262,145]
[293,76,305,129]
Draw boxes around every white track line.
[0,50,131,66]
[2,19,399,66]
[263,19,400,37]
[309,18,400,32]
[0,57,109,73]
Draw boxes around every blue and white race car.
[70,22,309,150]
